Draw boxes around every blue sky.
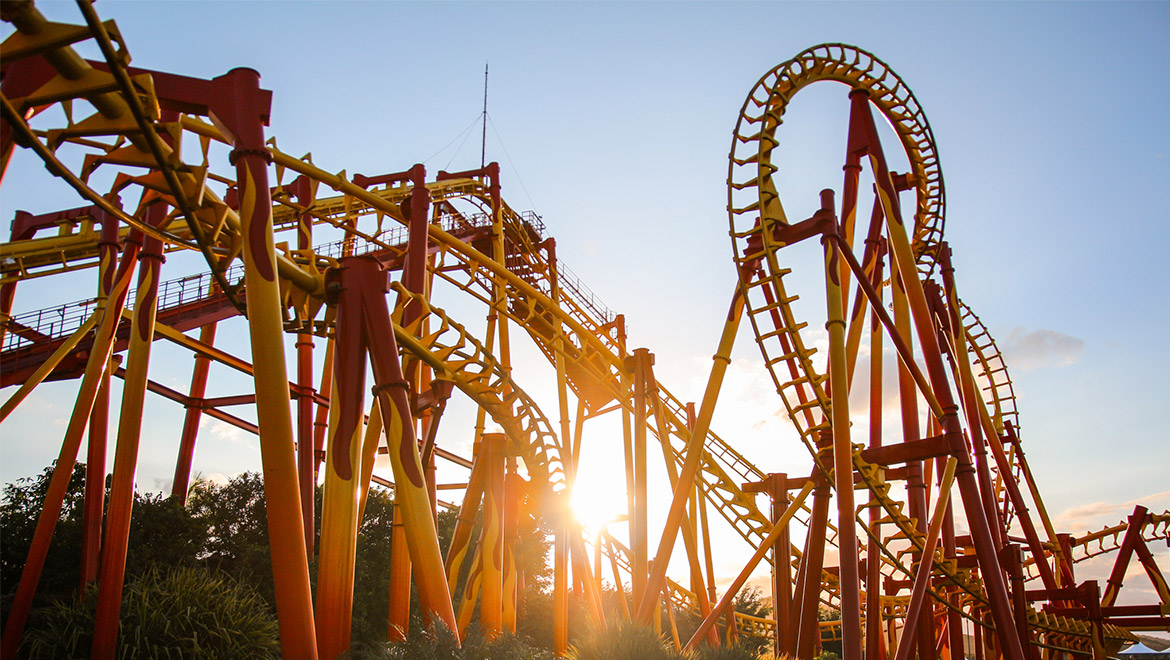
[3,1,1168,607]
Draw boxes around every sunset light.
[1,2,1167,658]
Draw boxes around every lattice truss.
[1,3,1166,660]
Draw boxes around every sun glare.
[569,478,627,535]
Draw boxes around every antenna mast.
[481,62,488,168]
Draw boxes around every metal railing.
[2,209,615,351]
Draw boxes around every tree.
[1,462,206,624]
[1,462,88,616]
[818,605,843,659]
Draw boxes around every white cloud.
[997,327,1084,372]
[203,418,252,447]
[1052,490,1170,531]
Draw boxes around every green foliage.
[733,587,772,620]
[186,471,273,599]
[350,485,397,650]
[3,464,562,659]
[816,606,842,658]
[816,605,840,621]
[124,492,207,574]
[666,585,772,657]
[464,631,557,660]
[1,463,88,612]
[19,565,279,659]
[692,644,760,660]
[512,518,553,591]
[514,583,590,651]
[1,463,207,623]
[373,623,553,660]
[730,587,772,656]
[378,623,465,660]
[567,620,685,660]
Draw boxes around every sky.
[2,0,1168,615]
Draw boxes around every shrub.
[374,623,552,660]
[692,643,760,660]
[567,620,685,660]
[20,565,279,659]
[463,630,556,660]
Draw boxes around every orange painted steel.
[91,207,167,659]
[479,432,507,638]
[2,7,1166,659]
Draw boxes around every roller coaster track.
[726,43,1142,656]
[1053,513,1170,571]
[0,7,852,634]
[2,5,1163,657]
[601,531,848,645]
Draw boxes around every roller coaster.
[1,2,1167,659]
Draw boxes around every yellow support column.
[314,294,368,660]
[223,68,318,659]
[820,188,863,660]
[502,457,523,634]
[480,432,507,639]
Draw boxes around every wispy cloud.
[1052,490,1170,531]
[998,327,1084,372]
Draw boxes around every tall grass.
[20,565,279,659]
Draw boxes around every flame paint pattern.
[240,165,276,282]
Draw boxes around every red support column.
[890,260,934,660]
[172,322,217,503]
[79,357,113,590]
[771,475,792,659]
[345,257,457,636]
[848,88,1025,660]
[1,205,143,660]
[290,174,317,554]
[295,330,315,554]
[796,474,830,660]
[941,485,964,660]
[92,206,167,659]
[1004,544,1037,660]
[866,238,887,660]
[78,212,121,590]
[313,341,334,482]
[1101,506,1147,607]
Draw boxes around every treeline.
[1,463,774,659]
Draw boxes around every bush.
[692,643,760,660]
[462,630,556,660]
[568,620,685,660]
[20,565,279,659]
[375,623,552,660]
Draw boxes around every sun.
[568,475,628,536]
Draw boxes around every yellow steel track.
[2,6,1165,658]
